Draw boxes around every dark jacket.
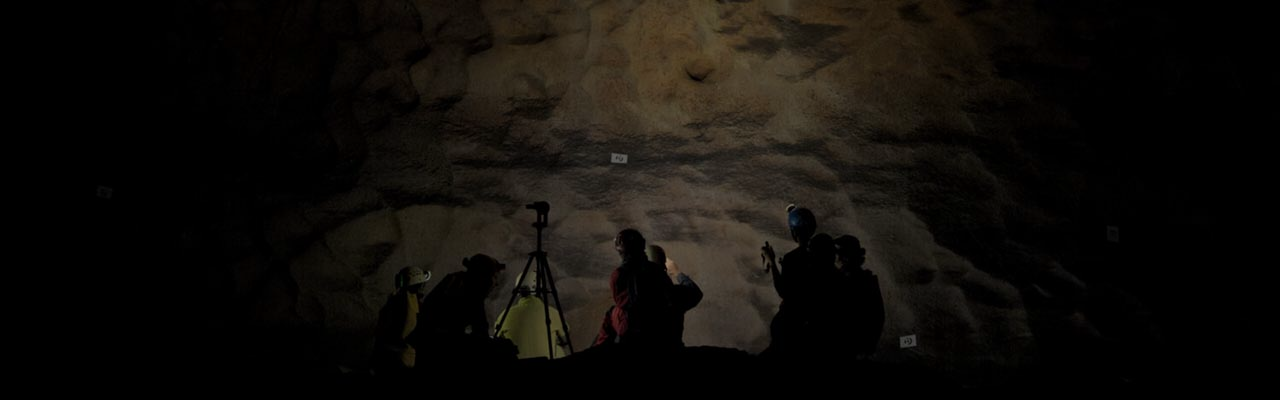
[843,268,885,356]
[670,272,703,346]
[775,246,840,311]
[371,290,419,371]
[416,271,491,338]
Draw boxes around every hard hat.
[834,234,866,258]
[463,254,506,274]
[787,205,817,242]
[395,267,431,289]
[614,229,645,254]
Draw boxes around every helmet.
[834,234,865,258]
[463,254,506,274]
[395,267,431,289]
[614,229,646,255]
[787,205,816,242]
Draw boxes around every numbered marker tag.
[900,334,917,348]
[610,153,628,164]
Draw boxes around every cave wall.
[81,0,1272,386]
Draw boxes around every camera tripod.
[493,201,574,358]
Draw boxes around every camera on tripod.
[493,201,573,359]
[525,201,550,215]
[526,202,549,228]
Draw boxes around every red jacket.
[597,256,701,347]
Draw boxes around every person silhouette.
[596,229,699,348]
[835,234,884,358]
[371,267,430,375]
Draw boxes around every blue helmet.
[787,205,816,243]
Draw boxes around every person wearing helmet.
[410,254,516,367]
[371,266,431,374]
[764,204,819,299]
[834,234,884,358]
[762,204,835,358]
[417,254,506,338]
[595,229,692,348]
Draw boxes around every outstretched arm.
[666,259,703,311]
[763,242,788,299]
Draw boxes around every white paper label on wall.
[900,334,917,348]
[611,153,628,164]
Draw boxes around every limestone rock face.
[174,0,1182,383]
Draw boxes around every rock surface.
[125,0,1264,386]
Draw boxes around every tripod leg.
[540,253,574,355]
[537,257,554,358]
[494,253,537,337]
